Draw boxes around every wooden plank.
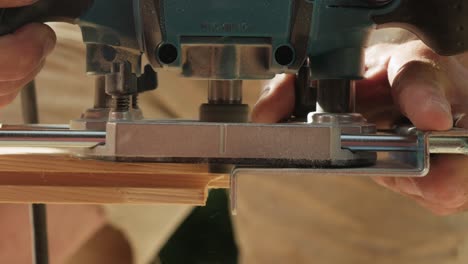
[0,187,209,205]
[0,154,230,204]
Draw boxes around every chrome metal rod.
[94,76,111,109]
[208,80,243,104]
[316,79,355,113]
[429,137,468,155]
[0,130,106,148]
[342,134,468,155]
[0,129,465,155]
[0,124,70,130]
[341,134,419,152]
[1,130,419,152]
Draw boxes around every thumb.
[0,0,38,7]
[387,41,453,131]
[251,74,295,123]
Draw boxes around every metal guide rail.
[0,123,465,168]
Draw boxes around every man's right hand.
[0,0,56,107]
[252,40,468,216]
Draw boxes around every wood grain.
[0,154,230,205]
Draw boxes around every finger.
[356,44,400,126]
[387,41,453,131]
[452,105,468,129]
[0,23,55,81]
[356,44,393,106]
[357,44,396,104]
[251,74,295,123]
[363,43,398,79]
[374,155,468,215]
[411,194,468,216]
[0,59,44,97]
[0,90,19,108]
[0,59,44,107]
[0,0,38,7]
[455,114,468,128]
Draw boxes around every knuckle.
[422,157,468,215]
[0,0,37,7]
[428,206,458,216]
[366,43,396,56]
[406,40,450,66]
[416,46,438,62]
[428,188,467,210]
[0,79,26,96]
[0,91,19,108]
[0,85,19,97]
[3,23,54,81]
[18,0,38,5]
[9,47,43,80]
[427,159,468,209]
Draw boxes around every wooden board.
[0,154,230,205]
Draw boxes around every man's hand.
[0,2,106,263]
[0,0,56,107]
[252,40,468,215]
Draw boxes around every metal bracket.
[230,129,468,214]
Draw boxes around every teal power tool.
[2,0,467,122]
[0,1,468,263]
[2,0,467,79]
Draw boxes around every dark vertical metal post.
[201,80,248,173]
[30,204,49,264]
[316,79,356,113]
[93,76,110,109]
[293,59,317,119]
[21,81,49,264]
[21,81,39,124]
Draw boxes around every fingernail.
[373,176,390,187]
[455,113,468,128]
[373,177,397,191]
[397,178,424,197]
[429,95,452,118]
[42,35,56,56]
[259,86,271,99]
